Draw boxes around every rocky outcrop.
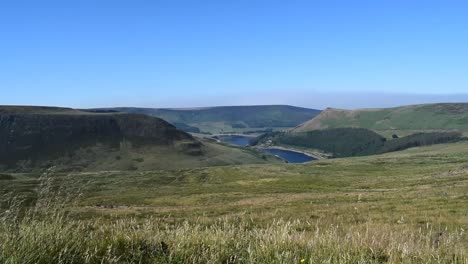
[0,106,194,166]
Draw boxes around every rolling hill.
[0,106,281,171]
[293,103,468,133]
[98,105,321,134]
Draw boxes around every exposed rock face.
[0,106,194,166]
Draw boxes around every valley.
[3,2,468,262]
[1,103,468,263]
[99,105,320,134]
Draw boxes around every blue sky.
[1,0,468,109]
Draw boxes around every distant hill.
[293,103,468,133]
[98,105,321,134]
[0,106,280,171]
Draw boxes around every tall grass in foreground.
[1,169,467,263]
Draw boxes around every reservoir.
[218,135,252,147]
[218,135,316,163]
[263,148,316,163]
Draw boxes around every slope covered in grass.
[1,142,468,262]
[293,103,468,132]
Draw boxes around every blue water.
[263,148,316,163]
[218,135,252,147]
[218,135,316,163]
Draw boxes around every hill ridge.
[98,105,321,134]
[293,103,468,132]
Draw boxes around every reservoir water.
[218,135,316,163]
[218,135,252,147]
[263,148,317,163]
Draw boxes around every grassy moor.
[1,142,468,263]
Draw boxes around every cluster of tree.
[252,128,464,158]
[231,122,247,128]
[266,128,386,157]
[243,128,274,135]
[379,131,462,153]
[249,132,279,146]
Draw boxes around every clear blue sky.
[1,0,468,109]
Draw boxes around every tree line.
[251,128,464,158]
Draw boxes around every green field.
[2,142,467,263]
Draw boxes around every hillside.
[2,141,468,262]
[0,106,281,171]
[98,105,321,134]
[293,103,468,133]
[252,128,463,158]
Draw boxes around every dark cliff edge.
[0,106,199,169]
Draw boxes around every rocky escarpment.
[0,106,196,167]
